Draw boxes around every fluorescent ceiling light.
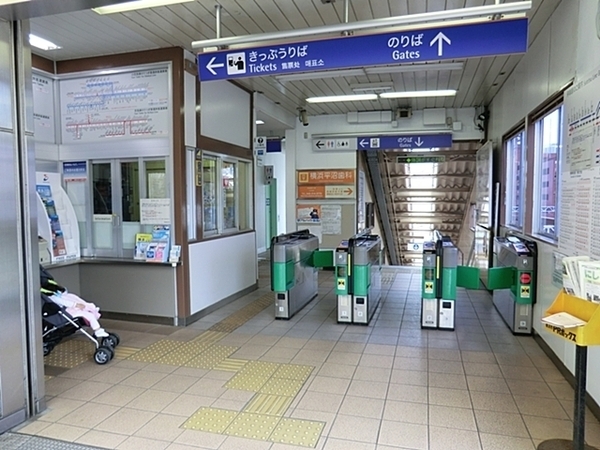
[256,119,265,125]
[276,68,365,82]
[306,94,377,103]
[29,34,61,51]
[380,89,456,98]
[0,0,30,5]
[93,0,194,14]
[365,62,464,75]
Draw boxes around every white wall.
[285,107,483,235]
[489,0,600,404]
[488,0,578,140]
[188,232,257,314]
[200,80,251,149]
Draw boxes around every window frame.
[530,104,563,241]
[201,150,252,238]
[502,125,526,230]
[523,89,567,242]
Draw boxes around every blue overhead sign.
[357,134,453,150]
[198,18,528,81]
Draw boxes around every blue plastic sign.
[267,138,282,153]
[357,134,452,150]
[198,19,528,81]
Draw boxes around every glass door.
[89,158,168,258]
[91,161,118,257]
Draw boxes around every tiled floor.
[11,262,600,449]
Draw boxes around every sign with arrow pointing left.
[198,18,528,81]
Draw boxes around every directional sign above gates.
[357,133,453,150]
[198,18,528,81]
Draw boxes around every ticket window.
[78,158,168,258]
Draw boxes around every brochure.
[134,233,153,260]
[578,260,600,303]
[145,225,171,263]
[562,256,590,298]
[542,312,587,329]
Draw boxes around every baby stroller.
[41,293,120,365]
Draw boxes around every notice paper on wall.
[141,198,171,225]
[321,204,342,235]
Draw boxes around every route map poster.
[60,67,170,143]
[560,66,600,258]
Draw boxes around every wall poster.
[559,65,600,258]
[60,67,170,143]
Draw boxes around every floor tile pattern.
[10,261,600,450]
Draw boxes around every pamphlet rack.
[538,290,600,450]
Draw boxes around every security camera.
[298,109,309,127]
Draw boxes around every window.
[504,130,525,228]
[533,105,563,239]
[202,152,252,236]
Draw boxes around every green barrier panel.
[456,266,481,289]
[487,266,515,290]
[353,265,370,296]
[272,261,295,292]
[312,249,334,268]
[442,267,457,300]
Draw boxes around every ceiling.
[28,0,562,127]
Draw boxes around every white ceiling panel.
[29,0,559,117]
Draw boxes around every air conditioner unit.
[396,108,412,119]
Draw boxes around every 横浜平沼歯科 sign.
[198,19,528,81]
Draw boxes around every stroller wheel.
[103,332,120,348]
[94,346,114,365]
[43,342,54,357]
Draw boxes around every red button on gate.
[520,273,531,284]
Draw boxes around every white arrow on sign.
[359,139,369,148]
[206,56,224,76]
[415,137,424,147]
[430,32,451,57]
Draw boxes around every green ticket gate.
[421,241,438,328]
[421,234,459,330]
[489,236,537,334]
[271,230,319,319]
[335,231,382,324]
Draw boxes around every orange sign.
[298,186,326,199]
[298,185,355,199]
[297,169,355,185]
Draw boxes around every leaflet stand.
[538,291,600,450]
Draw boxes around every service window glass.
[222,161,237,230]
[203,157,218,234]
[505,131,525,228]
[533,105,562,239]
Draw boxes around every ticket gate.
[489,236,537,334]
[421,233,458,330]
[271,230,319,319]
[335,231,382,324]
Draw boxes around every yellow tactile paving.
[127,339,184,362]
[191,330,227,345]
[259,377,305,397]
[44,345,93,368]
[270,417,325,448]
[226,361,280,391]
[214,358,248,372]
[183,345,238,369]
[273,364,314,381]
[244,393,293,416]
[155,349,203,366]
[224,412,281,441]
[182,407,239,433]
[209,294,273,333]
[112,346,140,360]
